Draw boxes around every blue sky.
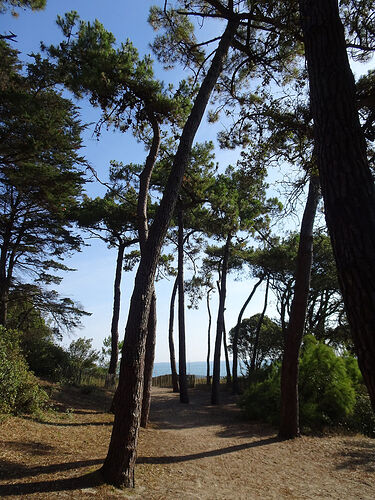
[3,1,370,364]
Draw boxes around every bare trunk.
[223,318,231,384]
[101,20,239,487]
[250,275,270,373]
[279,176,320,439]
[105,241,126,389]
[168,277,179,392]
[178,204,189,404]
[299,0,375,412]
[211,234,231,405]
[141,291,156,427]
[232,277,263,394]
[206,289,212,385]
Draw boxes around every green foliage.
[0,326,48,415]
[298,336,356,428]
[240,337,362,432]
[66,337,100,385]
[0,0,46,15]
[229,314,283,373]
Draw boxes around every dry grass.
[0,383,374,499]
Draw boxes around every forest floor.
[0,383,374,499]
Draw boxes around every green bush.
[346,389,375,438]
[240,336,361,432]
[0,327,48,415]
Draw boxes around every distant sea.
[153,360,244,377]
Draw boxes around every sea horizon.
[153,360,245,377]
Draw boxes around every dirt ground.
[0,384,374,499]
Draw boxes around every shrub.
[240,336,360,431]
[0,327,48,415]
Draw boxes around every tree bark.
[105,241,126,389]
[299,0,375,412]
[211,234,231,405]
[140,290,156,427]
[223,314,231,384]
[232,277,263,394]
[178,203,189,404]
[206,288,213,385]
[279,176,320,439]
[250,275,270,373]
[101,19,240,488]
[168,276,179,393]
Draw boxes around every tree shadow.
[336,439,375,473]
[0,469,104,496]
[137,436,279,464]
[0,457,103,481]
[1,441,55,456]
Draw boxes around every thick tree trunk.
[105,241,126,389]
[206,288,212,385]
[178,204,189,404]
[279,176,320,439]
[141,291,156,427]
[232,277,263,394]
[299,0,375,412]
[250,275,270,373]
[101,19,240,488]
[168,276,179,393]
[211,234,231,405]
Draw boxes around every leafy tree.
[0,41,86,327]
[73,163,139,388]
[67,337,99,386]
[229,314,283,374]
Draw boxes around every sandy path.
[0,385,374,499]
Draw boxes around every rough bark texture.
[232,277,263,394]
[299,0,375,412]
[279,176,320,439]
[105,241,125,389]
[141,291,156,427]
[211,234,231,405]
[178,204,189,404]
[223,318,231,384]
[101,19,240,488]
[168,277,179,393]
[250,275,270,373]
[206,289,212,385]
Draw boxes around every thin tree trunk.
[178,203,189,404]
[105,241,126,389]
[141,291,156,427]
[299,0,375,412]
[101,20,239,487]
[168,276,179,392]
[223,316,231,384]
[250,275,270,373]
[206,288,213,385]
[279,176,320,439]
[211,234,231,405]
[232,277,263,394]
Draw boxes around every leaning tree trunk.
[168,276,179,393]
[279,175,320,439]
[101,19,240,488]
[206,288,213,385]
[232,277,263,394]
[178,203,189,404]
[105,241,126,389]
[211,234,231,405]
[250,275,270,374]
[299,0,375,412]
[141,291,156,427]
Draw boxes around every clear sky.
[0,1,334,364]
